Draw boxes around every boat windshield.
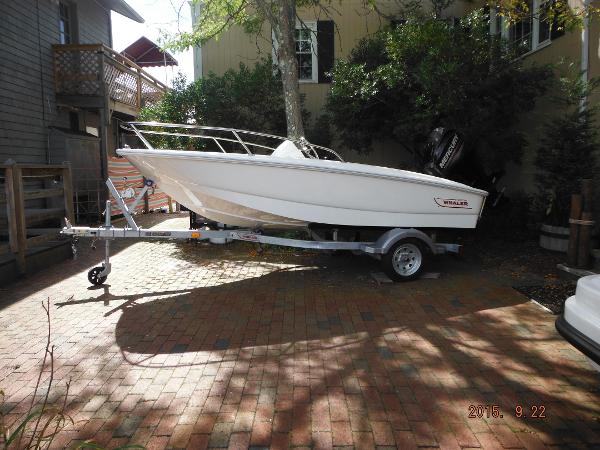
[122,122,344,162]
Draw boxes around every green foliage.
[140,59,308,147]
[534,74,600,226]
[479,192,537,239]
[327,10,552,170]
[490,0,582,32]
[306,113,334,148]
[163,0,256,50]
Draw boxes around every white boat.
[556,275,600,372]
[118,122,488,230]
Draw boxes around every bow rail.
[123,122,345,162]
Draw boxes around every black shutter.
[317,20,334,83]
[550,0,565,39]
[550,16,565,39]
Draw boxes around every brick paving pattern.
[1,214,599,449]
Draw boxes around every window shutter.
[550,16,565,39]
[550,0,565,39]
[317,20,334,83]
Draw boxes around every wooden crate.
[0,163,74,274]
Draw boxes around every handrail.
[123,122,344,162]
[52,44,168,111]
[127,129,287,153]
[124,122,345,162]
[52,43,169,92]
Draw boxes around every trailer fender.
[371,228,436,255]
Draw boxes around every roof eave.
[104,0,145,23]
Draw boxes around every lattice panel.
[54,49,102,96]
[141,78,165,106]
[104,63,138,107]
[54,45,167,110]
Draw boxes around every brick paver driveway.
[1,214,599,449]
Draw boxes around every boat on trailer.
[118,123,487,230]
[62,122,488,282]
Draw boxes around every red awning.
[121,36,178,67]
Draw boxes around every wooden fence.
[0,163,74,274]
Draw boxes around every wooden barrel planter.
[539,224,570,252]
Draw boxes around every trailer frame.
[61,179,461,284]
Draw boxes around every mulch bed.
[456,231,579,314]
[513,282,576,314]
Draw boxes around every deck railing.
[53,44,168,111]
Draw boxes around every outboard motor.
[424,128,466,178]
[423,127,506,207]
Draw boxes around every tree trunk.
[261,0,305,139]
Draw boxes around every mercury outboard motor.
[423,127,506,207]
[424,127,466,178]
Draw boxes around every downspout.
[581,0,590,112]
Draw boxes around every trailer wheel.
[88,266,107,286]
[382,239,426,281]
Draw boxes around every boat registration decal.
[144,231,172,236]
[434,198,472,209]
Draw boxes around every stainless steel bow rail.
[61,178,461,285]
[123,122,345,162]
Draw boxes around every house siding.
[498,0,600,194]
[197,0,476,79]
[0,0,112,164]
[77,0,112,46]
[195,0,599,191]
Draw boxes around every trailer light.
[191,232,201,239]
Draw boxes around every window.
[508,2,534,55]
[490,0,555,56]
[272,21,334,84]
[538,1,551,43]
[295,22,318,82]
[273,20,335,83]
[59,2,72,44]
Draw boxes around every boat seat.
[272,140,306,159]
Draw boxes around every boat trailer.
[62,179,461,284]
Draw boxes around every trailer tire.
[88,266,107,286]
[382,238,426,281]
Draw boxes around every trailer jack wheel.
[88,266,108,286]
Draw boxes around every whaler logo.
[434,198,471,209]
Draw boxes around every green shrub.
[327,10,552,171]
[140,58,309,149]
[306,113,334,148]
[479,192,537,240]
[534,75,600,226]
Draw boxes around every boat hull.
[118,149,488,229]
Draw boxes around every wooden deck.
[52,44,168,117]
